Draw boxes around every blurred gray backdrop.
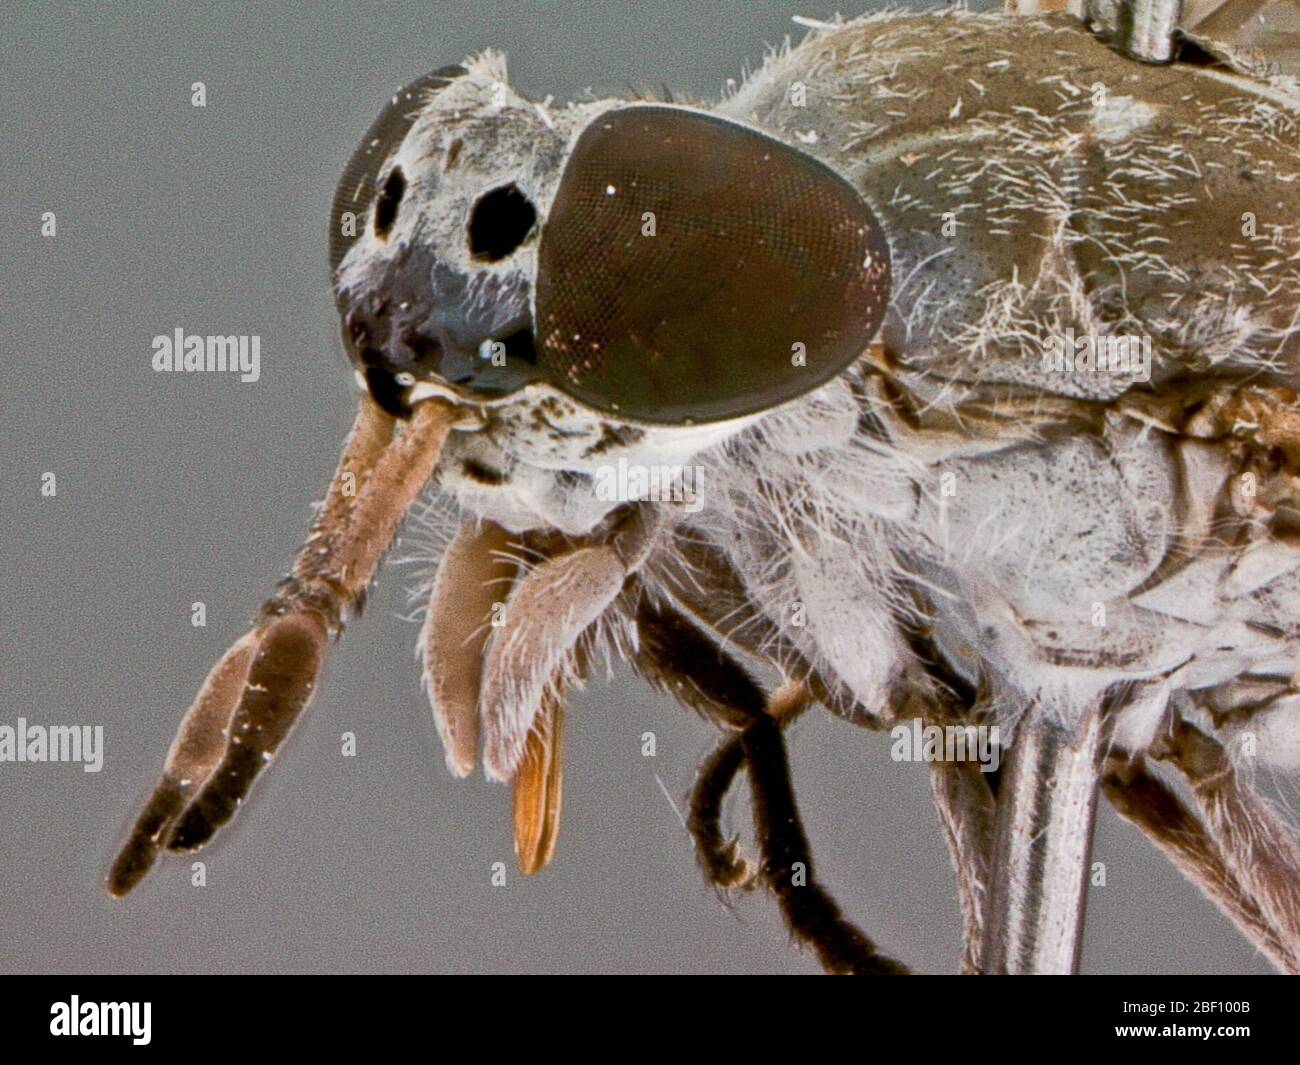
[0,0,1271,974]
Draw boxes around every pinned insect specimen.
[109,2,1300,974]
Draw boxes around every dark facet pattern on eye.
[535,105,891,425]
[329,64,465,284]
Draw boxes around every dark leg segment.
[687,736,753,889]
[742,712,908,975]
[633,594,909,974]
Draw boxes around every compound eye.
[329,64,466,282]
[534,105,890,425]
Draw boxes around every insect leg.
[928,752,996,975]
[477,505,662,780]
[687,734,755,890]
[684,681,816,893]
[107,397,455,896]
[628,573,779,888]
[420,519,518,778]
[1152,717,1300,965]
[896,622,994,974]
[633,594,909,975]
[1102,752,1299,973]
[742,708,909,974]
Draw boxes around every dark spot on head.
[469,184,537,261]
[444,137,464,171]
[374,167,406,238]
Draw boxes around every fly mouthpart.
[405,381,490,429]
[350,369,486,428]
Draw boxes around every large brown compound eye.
[329,64,466,285]
[534,104,891,425]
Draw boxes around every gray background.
[0,0,1271,974]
